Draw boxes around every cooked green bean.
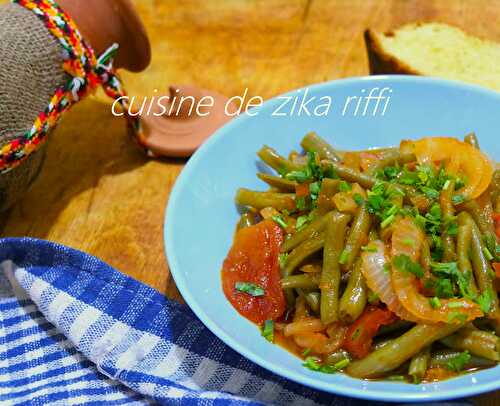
[237,212,258,230]
[440,328,500,361]
[464,132,480,149]
[430,349,496,369]
[346,323,460,378]
[296,289,320,314]
[320,178,340,197]
[339,259,367,323]
[376,320,415,337]
[320,212,351,324]
[456,222,479,295]
[281,213,330,253]
[461,212,500,331]
[408,346,431,383]
[257,145,302,173]
[300,132,341,162]
[281,274,320,290]
[283,234,325,277]
[440,179,456,261]
[235,188,295,211]
[367,150,416,175]
[321,161,376,189]
[257,173,297,192]
[460,200,496,253]
[342,204,372,271]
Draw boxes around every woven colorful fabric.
[0,0,149,175]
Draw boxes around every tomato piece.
[221,220,285,324]
[343,306,397,359]
[493,262,500,279]
[493,213,500,239]
[295,183,310,198]
[359,152,379,172]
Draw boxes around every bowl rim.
[164,75,500,402]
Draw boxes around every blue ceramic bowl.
[165,76,500,402]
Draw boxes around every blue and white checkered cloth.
[0,238,472,405]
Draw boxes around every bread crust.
[364,28,422,76]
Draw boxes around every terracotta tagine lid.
[140,85,238,157]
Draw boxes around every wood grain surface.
[1,1,499,404]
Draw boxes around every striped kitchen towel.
[0,237,470,405]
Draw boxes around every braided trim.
[1,0,150,174]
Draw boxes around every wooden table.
[1,1,499,404]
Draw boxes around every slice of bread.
[364,23,500,92]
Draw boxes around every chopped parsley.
[476,288,493,313]
[361,245,377,253]
[295,215,310,230]
[339,249,349,265]
[445,351,471,372]
[302,348,312,357]
[272,215,288,229]
[284,152,327,183]
[296,196,307,211]
[353,193,365,206]
[309,181,321,202]
[392,254,425,278]
[451,194,465,205]
[366,181,404,227]
[261,320,274,342]
[235,282,265,297]
[429,297,441,309]
[339,180,352,192]
[447,311,468,324]
[303,356,349,374]
[278,253,288,269]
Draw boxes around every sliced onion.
[361,240,421,322]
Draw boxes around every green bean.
[296,289,320,314]
[339,259,367,323]
[440,179,456,261]
[461,212,500,331]
[237,212,258,230]
[283,234,325,277]
[281,274,320,290]
[408,346,431,383]
[440,327,500,361]
[460,200,496,254]
[346,323,460,378]
[367,150,416,175]
[464,132,480,149]
[461,214,500,335]
[342,204,372,271]
[321,161,376,189]
[320,212,351,324]
[456,222,479,295]
[300,132,341,162]
[320,160,432,210]
[235,188,295,211]
[281,213,329,253]
[430,349,496,369]
[320,178,340,197]
[257,145,302,174]
[324,350,351,366]
[376,320,415,337]
[257,173,297,192]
